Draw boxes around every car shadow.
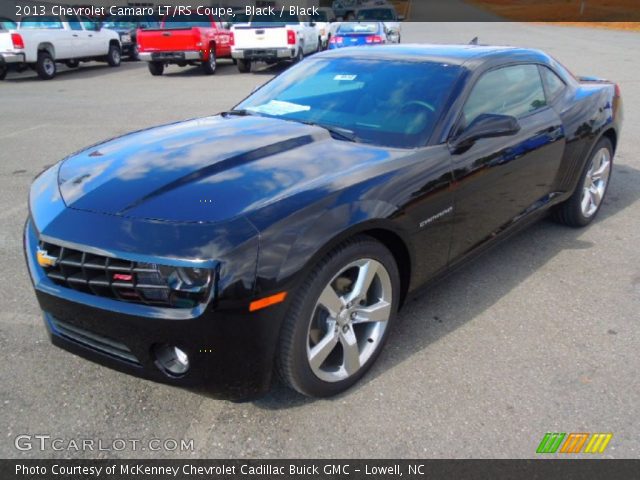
[2,61,144,82]
[160,59,239,77]
[250,162,640,409]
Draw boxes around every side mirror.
[94,22,102,31]
[451,113,520,151]
[310,21,316,27]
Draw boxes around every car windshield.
[236,58,462,148]
[163,14,211,28]
[20,16,63,29]
[250,12,300,27]
[337,22,379,34]
[357,8,397,21]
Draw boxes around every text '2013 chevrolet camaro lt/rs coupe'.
[25,45,622,399]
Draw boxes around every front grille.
[39,241,173,307]
[49,315,140,365]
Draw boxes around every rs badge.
[36,247,58,268]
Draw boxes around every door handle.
[88,34,93,37]
[73,34,78,37]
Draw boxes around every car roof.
[318,44,551,67]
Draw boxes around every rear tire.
[202,48,217,75]
[107,44,121,67]
[0,66,7,80]
[237,59,251,73]
[36,51,56,80]
[148,61,164,76]
[293,47,304,64]
[277,236,400,397]
[553,137,613,227]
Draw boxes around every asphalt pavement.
[0,22,638,458]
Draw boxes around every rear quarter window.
[540,66,566,101]
[462,63,547,127]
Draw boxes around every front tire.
[277,236,400,397]
[148,61,164,76]
[202,48,217,75]
[553,137,613,227]
[107,44,121,67]
[0,66,7,80]
[36,51,56,80]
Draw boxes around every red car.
[137,12,232,76]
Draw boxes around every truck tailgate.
[138,28,199,52]
[234,26,290,49]
[0,31,15,52]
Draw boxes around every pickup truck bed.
[137,14,232,76]
[0,17,121,80]
[231,18,320,73]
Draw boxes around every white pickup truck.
[231,12,320,73]
[0,15,121,80]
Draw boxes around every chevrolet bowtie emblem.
[36,247,58,268]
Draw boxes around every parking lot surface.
[1,22,639,458]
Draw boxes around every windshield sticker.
[334,75,358,81]
[247,100,310,116]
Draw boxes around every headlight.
[163,267,212,293]
[146,264,214,308]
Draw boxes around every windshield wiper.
[298,121,360,143]
[221,109,257,117]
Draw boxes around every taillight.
[614,83,621,97]
[11,33,25,49]
[229,32,234,46]
[287,30,296,45]
[366,35,383,44]
[330,36,343,44]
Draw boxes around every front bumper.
[139,51,202,63]
[25,219,282,399]
[231,48,295,61]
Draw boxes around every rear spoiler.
[577,75,621,97]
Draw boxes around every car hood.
[58,115,400,224]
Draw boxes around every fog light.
[153,344,190,376]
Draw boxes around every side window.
[462,64,547,128]
[540,66,566,101]
[66,16,83,31]
[81,17,97,31]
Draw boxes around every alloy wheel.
[581,147,611,217]
[306,258,392,383]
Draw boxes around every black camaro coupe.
[25,45,622,398]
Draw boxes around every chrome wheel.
[306,258,392,383]
[581,147,611,218]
